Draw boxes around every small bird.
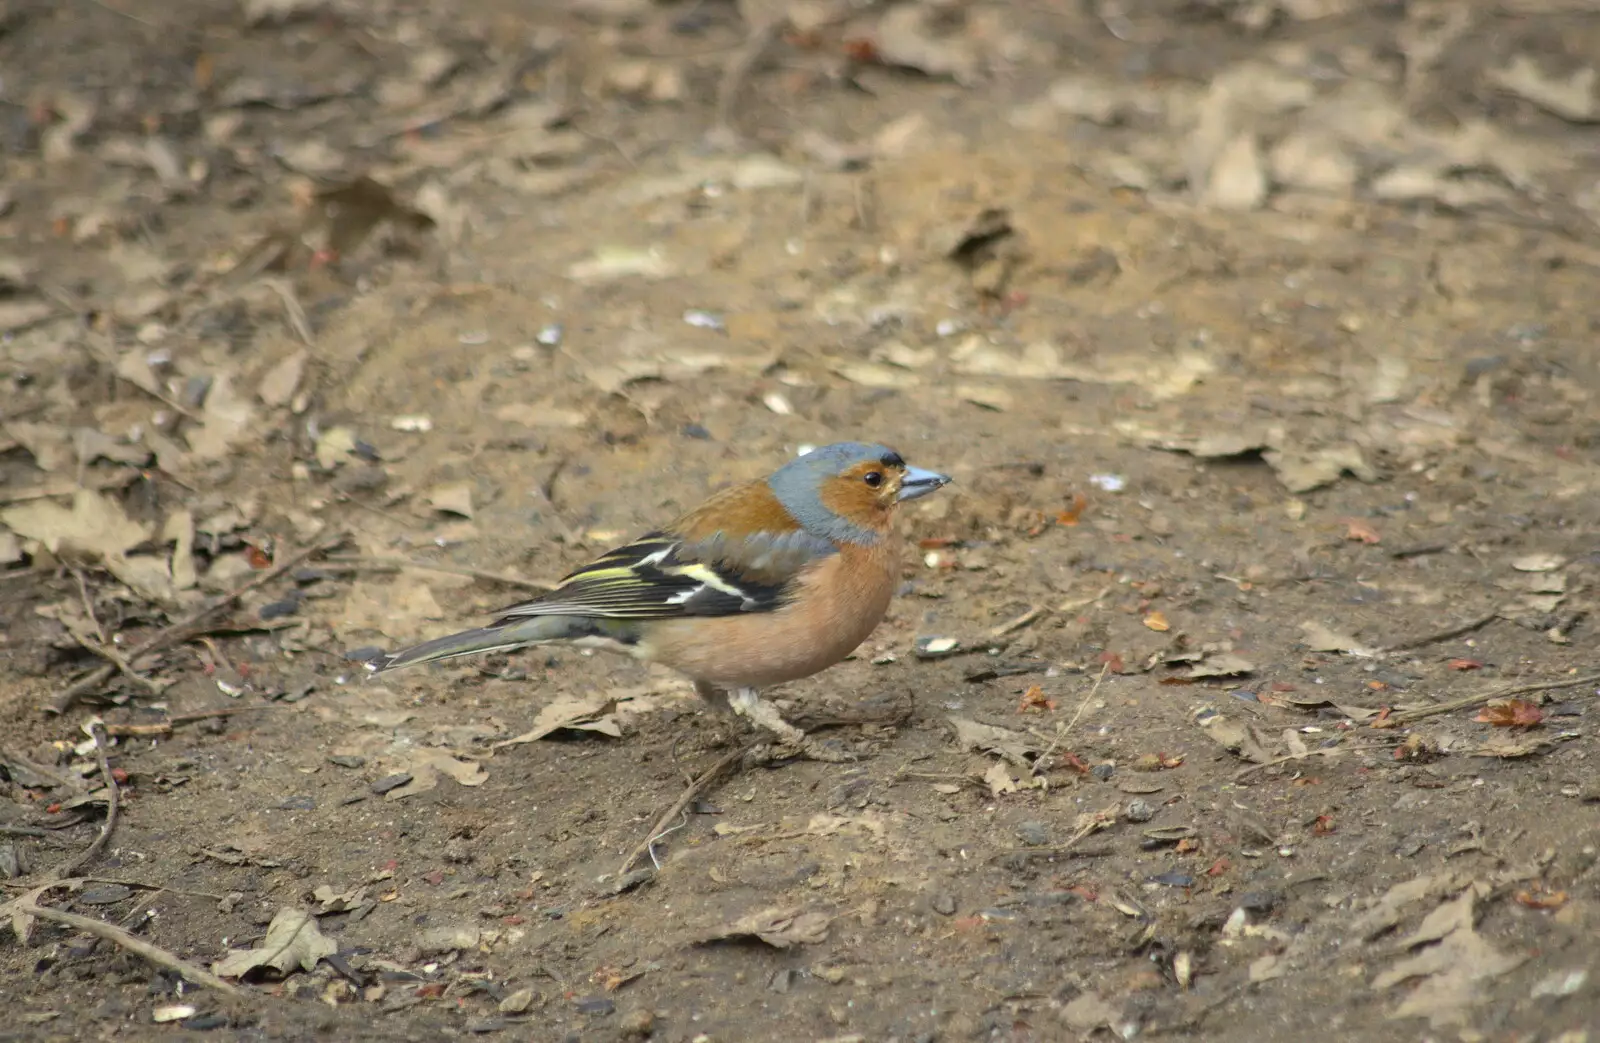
[363,442,952,760]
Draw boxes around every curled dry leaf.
[1474,699,1543,728]
[382,749,487,800]
[493,693,623,748]
[212,907,336,979]
[694,906,830,949]
[948,715,1041,768]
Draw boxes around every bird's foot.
[729,688,858,764]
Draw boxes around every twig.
[45,721,119,882]
[261,276,314,346]
[1380,609,1500,653]
[67,630,167,695]
[710,15,787,142]
[72,568,107,645]
[989,604,1049,641]
[616,745,752,877]
[0,876,227,901]
[102,705,281,738]
[45,534,346,714]
[1233,742,1394,780]
[1029,662,1110,778]
[1373,672,1600,728]
[16,898,242,996]
[321,554,557,592]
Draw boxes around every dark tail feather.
[360,616,588,674]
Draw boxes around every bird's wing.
[491,528,836,621]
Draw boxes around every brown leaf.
[1142,611,1170,632]
[1340,517,1382,544]
[493,694,623,749]
[1474,699,1543,728]
[213,908,335,978]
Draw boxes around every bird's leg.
[728,687,855,763]
[693,679,734,715]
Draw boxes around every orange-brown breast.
[639,531,903,689]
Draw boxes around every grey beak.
[898,465,952,502]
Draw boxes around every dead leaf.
[1354,871,1471,940]
[1198,713,1275,764]
[1,488,151,559]
[258,350,308,408]
[693,907,830,949]
[1474,700,1543,728]
[383,749,487,800]
[1489,55,1597,123]
[4,422,75,472]
[426,482,474,519]
[1371,886,1525,1028]
[212,907,336,979]
[1188,652,1256,678]
[865,4,981,84]
[1262,444,1376,493]
[1059,991,1120,1033]
[186,374,255,461]
[1143,611,1170,632]
[309,885,365,915]
[1300,621,1376,656]
[948,715,1041,768]
[493,693,623,748]
[984,760,1019,797]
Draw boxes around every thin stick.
[1380,610,1500,653]
[1373,672,1600,728]
[0,876,227,901]
[68,630,166,695]
[989,604,1049,641]
[46,534,345,714]
[101,705,281,738]
[1233,742,1394,780]
[321,554,558,592]
[616,745,752,877]
[16,899,242,995]
[47,721,119,882]
[710,16,786,141]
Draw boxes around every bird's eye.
[863,471,883,488]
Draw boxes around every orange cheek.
[819,479,887,522]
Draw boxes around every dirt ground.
[2,0,1598,1039]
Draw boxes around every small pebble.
[1090,762,1115,781]
[682,308,725,331]
[619,1009,655,1037]
[1016,820,1050,846]
[1125,799,1155,823]
[258,594,302,620]
[181,1013,229,1031]
[574,996,615,1016]
[1237,890,1281,913]
[536,323,563,346]
[930,893,956,916]
[328,755,366,769]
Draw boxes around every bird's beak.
[898,466,952,502]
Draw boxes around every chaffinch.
[364,442,952,760]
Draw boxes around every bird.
[360,442,952,761]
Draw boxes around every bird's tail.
[359,615,605,674]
